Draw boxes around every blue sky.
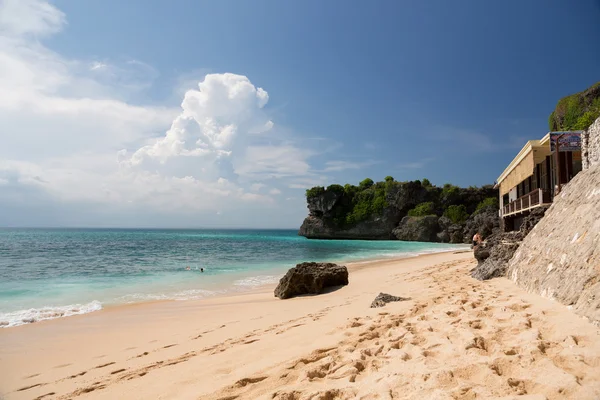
[1,0,599,228]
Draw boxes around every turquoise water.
[0,229,465,327]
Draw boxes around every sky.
[1,0,599,228]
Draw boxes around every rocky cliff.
[299,180,427,240]
[506,161,600,325]
[299,179,498,242]
[471,207,547,281]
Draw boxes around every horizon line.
[0,226,300,230]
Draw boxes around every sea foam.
[233,275,280,287]
[116,289,218,303]
[0,300,102,328]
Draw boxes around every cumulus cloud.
[0,0,367,227]
[0,0,332,227]
[127,73,273,170]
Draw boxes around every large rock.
[519,206,548,234]
[274,262,349,299]
[437,216,465,244]
[463,205,500,243]
[507,163,600,325]
[392,215,439,242]
[470,205,547,281]
[471,231,523,280]
[306,189,342,217]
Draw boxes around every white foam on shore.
[233,275,281,287]
[0,300,102,328]
[116,289,218,303]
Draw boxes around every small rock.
[370,292,411,308]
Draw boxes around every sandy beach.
[1,251,600,400]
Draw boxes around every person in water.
[185,266,191,271]
[200,268,204,272]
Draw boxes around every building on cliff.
[496,131,583,231]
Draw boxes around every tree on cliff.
[548,82,600,131]
[302,177,498,241]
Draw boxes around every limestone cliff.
[506,118,600,324]
[299,179,498,241]
[299,180,427,240]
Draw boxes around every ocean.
[0,228,466,327]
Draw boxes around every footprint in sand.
[110,368,126,375]
[32,392,56,400]
[94,361,116,369]
[16,383,45,392]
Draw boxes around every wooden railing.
[502,188,551,217]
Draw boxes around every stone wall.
[582,116,600,170]
[506,164,600,325]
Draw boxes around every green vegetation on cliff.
[548,82,600,131]
[306,177,496,228]
[407,202,435,217]
[444,204,469,224]
[307,179,391,226]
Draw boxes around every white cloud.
[0,0,331,227]
[127,73,273,169]
[251,183,266,192]
[0,0,65,37]
[321,160,377,172]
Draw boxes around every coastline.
[0,244,468,329]
[2,250,599,399]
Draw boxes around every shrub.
[573,111,598,130]
[344,184,358,196]
[549,82,600,131]
[385,176,394,182]
[475,197,498,212]
[407,202,435,217]
[326,184,345,194]
[359,178,374,190]
[444,204,469,224]
[306,186,325,198]
[441,183,461,205]
[422,178,432,187]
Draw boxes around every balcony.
[502,188,552,218]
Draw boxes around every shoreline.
[2,250,600,399]
[0,245,468,329]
